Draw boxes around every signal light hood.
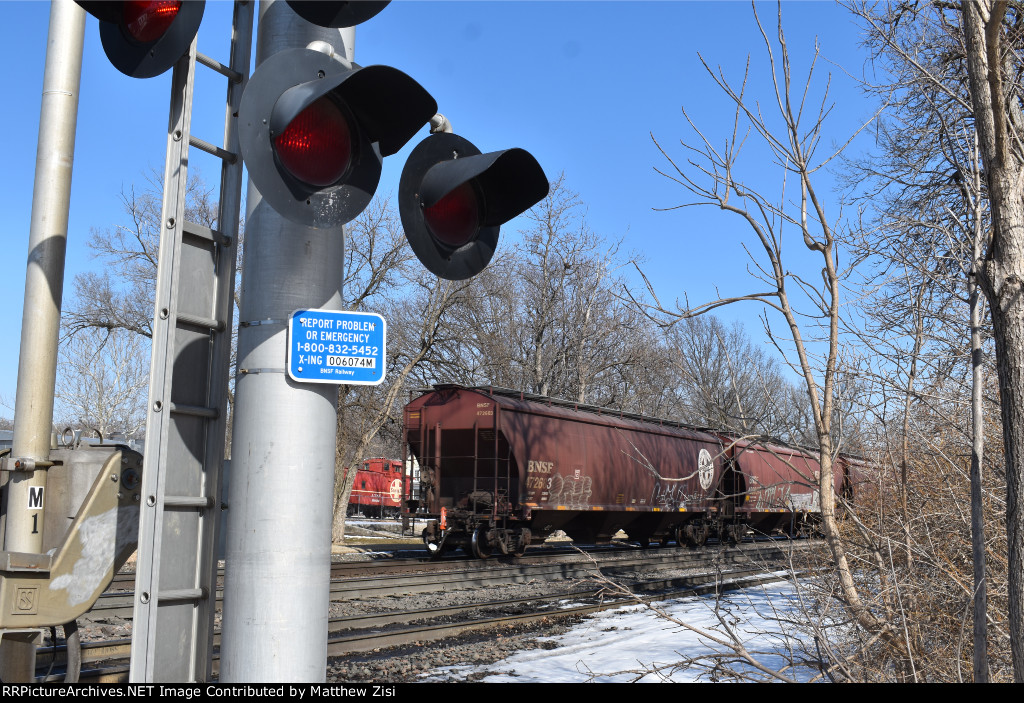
[77,0,205,78]
[400,133,548,280]
[238,48,436,229]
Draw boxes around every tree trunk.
[969,270,990,682]
[962,1,1024,679]
[986,256,1024,681]
[332,463,357,542]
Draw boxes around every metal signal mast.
[2,0,548,683]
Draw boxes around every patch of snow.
[422,580,832,683]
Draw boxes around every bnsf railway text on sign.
[287,309,387,386]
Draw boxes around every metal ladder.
[129,2,254,682]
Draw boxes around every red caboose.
[344,458,408,518]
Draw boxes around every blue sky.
[0,1,874,417]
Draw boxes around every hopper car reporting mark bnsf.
[402,385,866,558]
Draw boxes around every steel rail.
[40,566,799,683]
[87,540,814,621]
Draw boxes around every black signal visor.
[420,149,548,228]
[238,48,437,229]
[400,132,549,280]
[286,1,391,28]
[77,0,205,78]
[271,66,435,159]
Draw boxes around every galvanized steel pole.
[219,0,348,682]
[0,0,85,683]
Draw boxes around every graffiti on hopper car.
[544,472,593,509]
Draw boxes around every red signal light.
[273,97,353,188]
[123,1,182,43]
[424,182,481,248]
[400,133,548,280]
[77,0,204,77]
[238,48,437,227]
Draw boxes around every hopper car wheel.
[725,525,740,546]
[471,526,492,559]
[685,524,709,549]
[492,530,511,556]
[511,529,531,557]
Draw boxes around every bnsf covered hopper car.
[403,385,857,557]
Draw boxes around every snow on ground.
[422,580,831,683]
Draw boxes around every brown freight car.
[723,438,830,537]
[403,385,846,558]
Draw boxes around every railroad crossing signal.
[237,47,436,229]
[240,0,549,280]
[285,0,391,28]
[238,0,433,228]
[399,133,549,280]
[76,1,205,78]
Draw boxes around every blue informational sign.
[287,309,386,386]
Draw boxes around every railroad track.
[88,539,815,617]
[35,539,819,682]
[38,566,796,683]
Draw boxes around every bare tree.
[845,0,1024,679]
[661,316,809,441]
[330,199,474,541]
[59,168,245,455]
[63,169,217,340]
[0,398,14,431]
[959,2,1024,680]
[441,176,647,407]
[53,327,148,439]
[643,2,892,647]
